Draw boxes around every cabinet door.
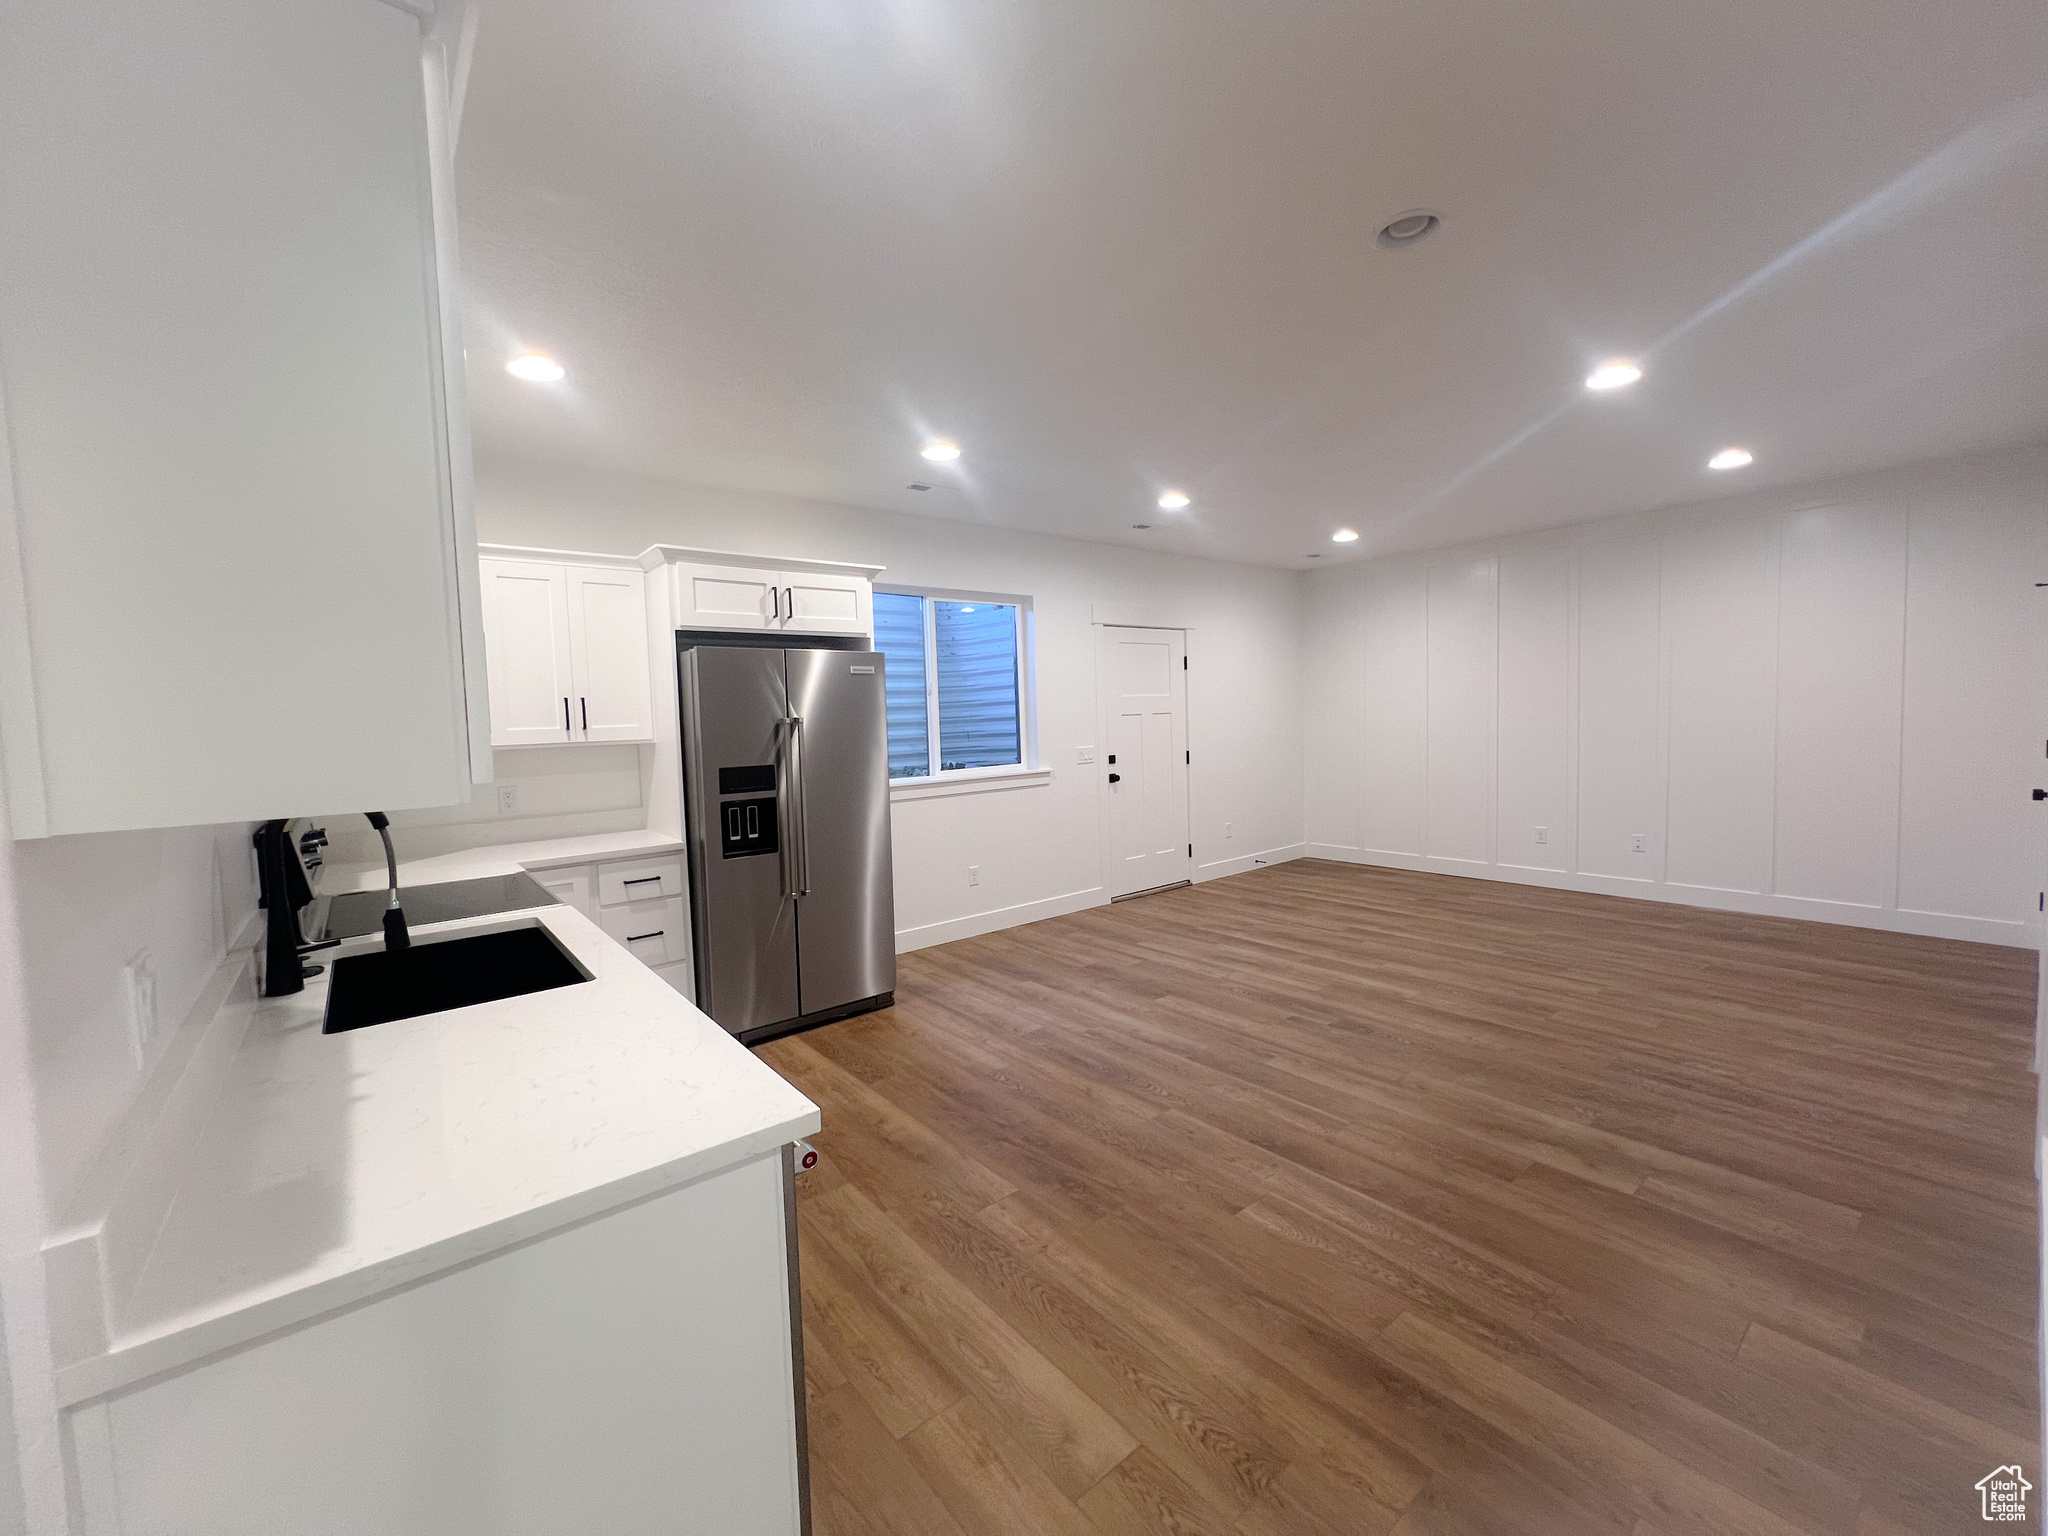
[565,567,654,742]
[480,561,573,746]
[780,571,871,636]
[0,0,481,835]
[673,563,782,631]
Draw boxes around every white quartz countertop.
[326,828,686,894]
[60,901,818,1404]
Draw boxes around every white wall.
[1305,442,2048,947]
[316,742,650,872]
[11,825,259,1213]
[471,456,1307,949]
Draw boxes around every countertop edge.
[56,1104,819,1408]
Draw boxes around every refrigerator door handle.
[775,717,797,900]
[789,714,813,895]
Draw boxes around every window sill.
[890,765,1052,802]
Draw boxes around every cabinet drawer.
[651,959,695,1001]
[598,855,686,907]
[599,897,689,969]
[530,863,596,921]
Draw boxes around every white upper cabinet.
[481,561,575,746]
[672,564,785,631]
[781,571,872,636]
[567,567,657,742]
[480,555,653,746]
[664,555,874,637]
[0,0,487,836]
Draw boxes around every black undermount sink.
[323,924,591,1034]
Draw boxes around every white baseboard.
[1305,844,2036,950]
[1196,842,1307,883]
[895,885,1107,953]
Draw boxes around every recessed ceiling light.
[920,440,961,462]
[1584,359,1642,391]
[1707,447,1754,471]
[1331,528,1359,543]
[1376,210,1442,250]
[1157,490,1191,510]
[506,353,565,383]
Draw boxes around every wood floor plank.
[1371,1312,1813,1536]
[759,861,2038,1535]
[1078,1445,1241,1536]
[899,1397,1103,1535]
[804,1181,1141,1499]
[808,1385,968,1536]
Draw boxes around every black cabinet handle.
[627,930,665,943]
[581,697,588,731]
[2035,789,2047,801]
[562,697,569,732]
[622,875,661,887]
[1108,773,1121,784]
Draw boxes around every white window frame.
[874,585,1043,797]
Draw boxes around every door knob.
[2035,789,2047,801]
[1108,773,1121,784]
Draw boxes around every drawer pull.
[627,930,665,943]
[622,875,662,887]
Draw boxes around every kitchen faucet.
[365,811,410,950]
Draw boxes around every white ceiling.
[454,1,2048,568]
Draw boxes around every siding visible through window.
[935,602,1020,770]
[872,591,930,778]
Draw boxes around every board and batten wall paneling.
[1357,570,1428,857]
[1302,444,2047,948]
[1663,517,1779,895]
[1495,550,1572,873]
[1897,477,2044,925]
[1773,503,1908,910]
[1576,535,1664,883]
[1425,561,1497,864]
[1303,574,1363,853]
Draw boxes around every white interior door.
[1100,625,1191,898]
[566,566,655,742]
[480,560,573,746]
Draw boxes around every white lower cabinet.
[534,851,694,999]
[597,853,686,906]
[70,1152,807,1536]
[600,897,690,970]
[530,864,595,921]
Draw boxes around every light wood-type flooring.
[757,860,2040,1535]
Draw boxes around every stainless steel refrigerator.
[678,642,896,1042]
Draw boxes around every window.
[872,590,1030,780]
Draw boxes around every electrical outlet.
[1534,826,1548,845]
[1631,832,1646,853]
[968,865,980,887]
[124,950,159,1070]
[496,783,520,814]
[1076,746,1095,765]
[1224,821,1234,840]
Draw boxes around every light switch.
[1076,746,1095,765]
